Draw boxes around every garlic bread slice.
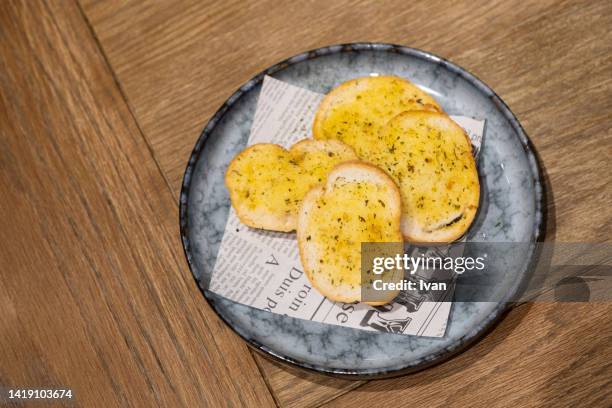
[313,75,442,157]
[225,139,357,232]
[373,111,480,242]
[297,162,403,304]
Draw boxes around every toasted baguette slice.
[225,139,357,232]
[374,111,480,242]
[297,162,403,304]
[312,75,442,157]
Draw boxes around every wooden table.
[1,0,610,406]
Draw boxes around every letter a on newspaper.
[210,76,484,337]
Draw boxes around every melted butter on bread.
[225,139,357,232]
[372,111,480,242]
[298,162,402,304]
[313,75,441,158]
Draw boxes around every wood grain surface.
[1,0,610,406]
[0,1,274,406]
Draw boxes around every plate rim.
[178,42,545,378]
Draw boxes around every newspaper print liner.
[208,75,484,338]
[179,43,544,378]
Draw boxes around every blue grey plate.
[179,43,543,378]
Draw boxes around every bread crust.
[297,161,402,305]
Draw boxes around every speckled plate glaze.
[179,43,543,378]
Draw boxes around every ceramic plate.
[179,43,543,378]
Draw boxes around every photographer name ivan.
[372,278,448,292]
